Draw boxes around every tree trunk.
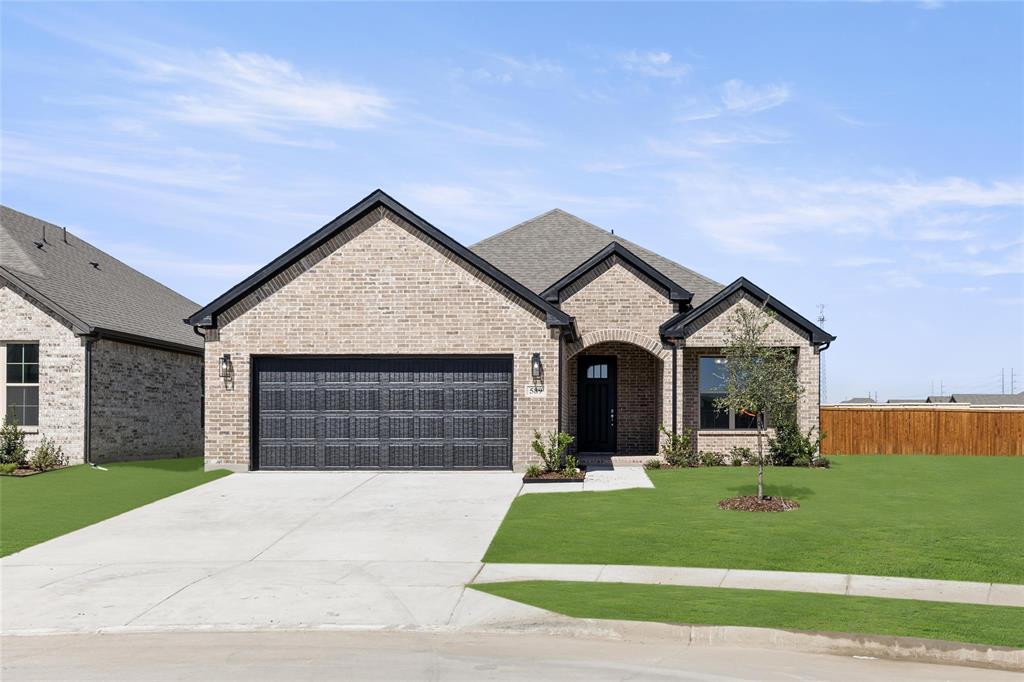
[755,412,765,499]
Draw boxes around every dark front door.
[577,355,617,453]
[253,356,513,470]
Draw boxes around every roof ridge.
[1,205,200,308]
[470,208,578,248]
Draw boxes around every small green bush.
[643,459,662,470]
[659,425,697,467]
[0,462,17,475]
[768,421,823,467]
[29,437,68,472]
[524,463,542,478]
[814,456,831,469]
[531,430,575,473]
[0,417,28,466]
[729,446,752,466]
[563,454,580,477]
[698,450,725,467]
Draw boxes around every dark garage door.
[254,356,513,470]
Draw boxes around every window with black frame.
[5,343,39,427]
[698,356,757,430]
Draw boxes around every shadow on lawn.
[725,483,817,499]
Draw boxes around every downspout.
[671,341,678,434]
[83,338,93,465]
[557,332,564,433]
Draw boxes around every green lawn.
[0,457,230,556]
[485,456,1024,584]
[473,581,1024,649]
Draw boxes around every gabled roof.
[926,395,952,403]
[660,276,835,345]
[470,208,723,306]
[842,397,876,404]
[949,393,1024,406]
[187,190,572,330]
[1,206,203,353]
[540,242,692,304]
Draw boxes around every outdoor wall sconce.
[219,353,233,379]
[531,353,543,380]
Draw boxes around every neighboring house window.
[3,343,39,427]
[698,356,756,430]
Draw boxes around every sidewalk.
[474,563,1024,607]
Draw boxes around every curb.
[465,617,1024,672]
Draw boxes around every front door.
[577,355,617,453]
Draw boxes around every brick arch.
[566,328,668,360]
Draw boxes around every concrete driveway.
[1,472,547,635]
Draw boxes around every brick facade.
[681,292,821,457]
[89,338,203,462]
[0,283,86,462]
[203,213,560,472]
[558,259,679,456]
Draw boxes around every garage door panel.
[255,356,511,470]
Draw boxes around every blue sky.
[2,2,1022,401]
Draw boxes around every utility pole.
[1002,368,1005,394]
[940,380,944,396]
[1012,368,1017,394]
[817,305,827,404]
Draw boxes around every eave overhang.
[660,276,835,345]
[540,242,693,305]
[186,189,573,333]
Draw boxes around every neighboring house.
[949,393,1024,406]
[841,397,876,404]
[927,395,952,403]
[886,399,927,404]
[1,206,204,463]
[189,191,833,472]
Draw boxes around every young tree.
[715,301,802,499]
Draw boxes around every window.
[3,343,39,427]
[698,356,756,430]
[585,363,608,379]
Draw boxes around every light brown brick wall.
[1,283,86,462]
[559,259,678,451]
[682,292,821,456]
[204,213,560,471]
[90,339,203,462]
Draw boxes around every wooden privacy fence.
[820,406,1024,456]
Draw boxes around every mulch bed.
[718,495,800,512]
[523,467,586,483]
[1,466,68,477]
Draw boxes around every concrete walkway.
[519,466,654,494]
[475,563,1024,607]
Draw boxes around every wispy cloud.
[720,79,792,114]
[618,50,690,80]
[463,54,567,87]
[834,256,895,267]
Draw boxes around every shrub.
[531,430,575,473]
[659,425,697,467]
[643,459,662,470]
[563,454,580,477]
[813,456,831,469]
[768,421,823,467]
[29,437,68,472]
[699,450,725,467]
[0,417,28,466]
[729,446,752,466]
[524,463,542,478]
[0,462,17,475]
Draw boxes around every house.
[188,191,833,472]
[927,395,952,403]
[841,397,876,404]
[886,399,927,404]
[1,206,204,463]
[949,393,1024,406]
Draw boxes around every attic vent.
[33,241,44,249]
[89,261,100,269]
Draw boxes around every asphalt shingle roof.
[470,209,723,306]
[1,206,203,350]
[949,393,1024,406]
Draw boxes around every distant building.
[926,395,952,403]
[886,399,927,404]
[949,393,1024,406]
[840,397,876,404]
